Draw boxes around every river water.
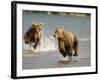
[22,11,91,69]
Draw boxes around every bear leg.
[73,52,78,56]
[67,48,73,56]
[58,41,67,57]
[59,49,67,57]
[33,38,40,49]
[65,46,73,56]
[73,36,79,56]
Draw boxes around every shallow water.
[22,50,90,69]
[22,41,90,69]
[22,11,91,69]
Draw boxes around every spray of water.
[23,36,58,52]
[23,35,90,52]
[37,36,58,52]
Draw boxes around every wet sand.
[22,49,90,69]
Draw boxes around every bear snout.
[53,34,58,39]
[53,34,55,38]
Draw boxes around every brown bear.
[24,22,43,49]
[53,26,79,57]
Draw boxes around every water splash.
[23,36,90,52]
[38,36,58,51]
[23,36,58,52]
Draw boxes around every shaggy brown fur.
[24,22,43,49]
[54,26,79,57]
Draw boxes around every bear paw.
[73,53,78,57]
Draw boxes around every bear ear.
[32,22,35,24]
[60,26,64,29]
[40,23,43,26]
[56,26,59,29]
[31,22,35,26]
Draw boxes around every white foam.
[59,56,72,61]
[23,36,58,52]
[38,36,58,52]
[23,37,90,52]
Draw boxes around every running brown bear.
[24,22,43,49]
[53,26,79,57]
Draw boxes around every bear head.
[31,22,43,33]
[24,22,43,44]
[53,26,64,39]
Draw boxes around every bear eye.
[54,31,57,35]
[55,30,59,33]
